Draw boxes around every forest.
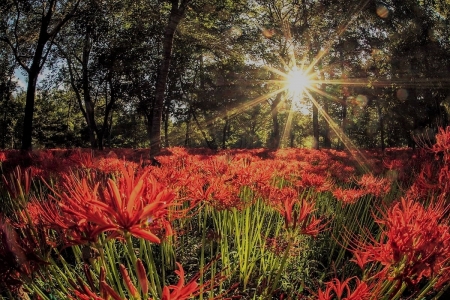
[1,0,449,153]
[2,1,450,299]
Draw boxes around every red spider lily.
[407,161,439,198]
[434,267,450,291]
[70,261,220,300]
[354,198,450,288]
[1,166,32,200]
[261,186,294,207]
[0,151,6,162]
[75,259,224,300]
[53,165,176,243]
[136,259,149,296]
[67,149,96,169]
[95,157,139,174]
[0,216,49,295]
[432,126,450,159]
[26,197,109,246]
[69,272,122,300]
[158,262,226,300]
[332,188,366,204]
[160,263,201,300]
[278,196,325,237]
[357,174,391,198]
[185,175,214,203]
[186,175,241,210]
[350,249,372,270]
[317,277,372,300]
[407,161,450,202]
[296,172,331,192]
[208,179,242,210]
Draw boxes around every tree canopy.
[1,0,449,151]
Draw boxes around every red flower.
[296,172,331,192]
[69,269,122,300]
[160,263,200,300]
[54,165,176,243]
[278,196,325,237]
[357,174,391,198]
[350,249,371,270]
[332,188,366,204]
[25,197,102,246]
[355,198,450,287]
[432,126,450,159]
[2,166,32,200]
[317,277,372,300]
[0,151,6,162]
[0,216,49,295]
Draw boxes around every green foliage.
[0,0,449,150]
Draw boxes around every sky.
[13,68,27,91]
[13,66,55,92]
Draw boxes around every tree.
[0,46,19,148]
[56,0,101,149]
[0,0,82,150]
[1,0,449,151]
[148,0,192,159]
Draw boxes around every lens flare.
[287,69,311,95]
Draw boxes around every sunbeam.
[304,89,372,173]
[165,0,445,173]
[250,0,384,171]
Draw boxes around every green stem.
[268,237,293,296]
[199,205,209,300]
[126,232,138,267]
[415,276,439,299]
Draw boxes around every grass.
[0,143,449,299]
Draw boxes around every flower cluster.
[353,198,450,287]
[278,196,325,237]
[317,277,372,300]
[44,165,176,244]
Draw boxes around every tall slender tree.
[149,0,192,159]
[0,0,82,150]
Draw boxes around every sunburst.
[264,61,373,172]
[286,68,313,96]
[166,0,442,174]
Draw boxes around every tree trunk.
[19,0,80,150]
[222,114,229,149]
[21,2,53,150]
[312,102,319,149]
[290,131,295,148]
[269,93,282,149]
[192,109,216,150]
[149,0,190,158]
[185,109,191,147]
[22,66,39,150]
[99,76,116,150]
[339,97,347,150]
[164,102,169,148]
[377,102,385,151]
[323,98,331,148]
[1,95,6,149]
[1,69,14,149]
[319,69,331,148]
[82,25,98,149]
[22,20,50,150]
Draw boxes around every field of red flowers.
[1,128,450,299]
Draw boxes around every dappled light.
[1,0,450,298]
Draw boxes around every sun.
[286,68,312,96]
